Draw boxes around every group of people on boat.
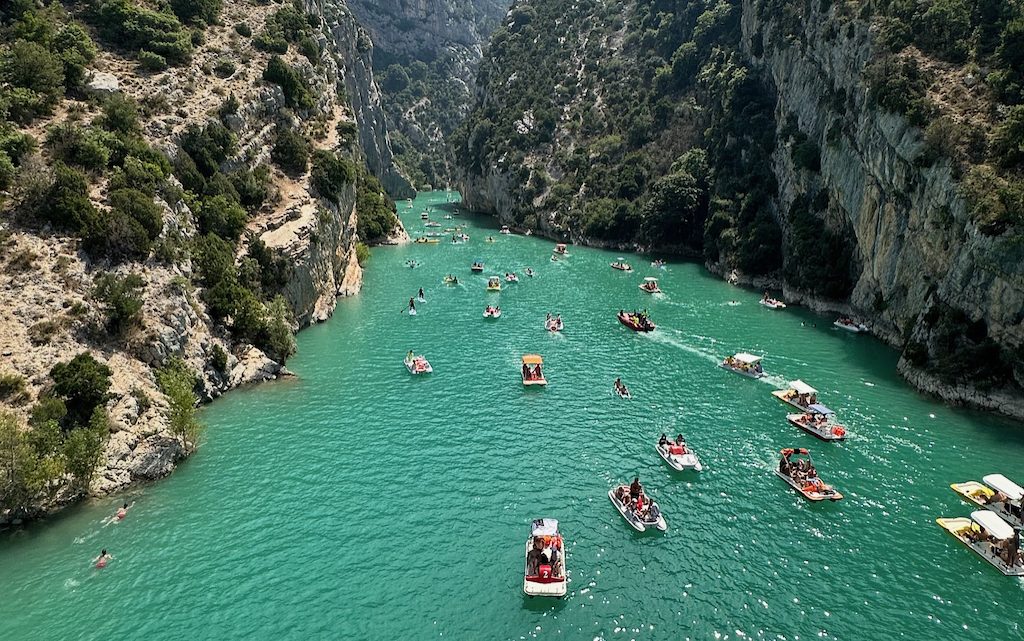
[545,313,563,331]
[610,261,632,271]
[780,388,816,407]
[522,362,544,381]
[525,533,564,579]
[658,433,688,455]
[722,355,763,375]
[443,274,459,285]
[761,292,784,307]
[505,272,519,282]
[619,309,654,331]
[793,413,829,429]
[485,305,501,317]
[779,456,835,496]
[614,477,660,522]
[964,526,1023,568]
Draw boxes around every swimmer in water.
[116,501,130,520]
[93,549,112,568]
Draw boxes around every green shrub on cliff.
[310,150,355,200]
[270,126,309,175]
[355,167,396,242]
[91,0,192,66]
[156,357,202,447]
[49,353,112,429]
[263,56,314,110]
[92,272,146,335]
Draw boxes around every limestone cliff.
[741,0,1024,417]
[456,0,1024,418]
[0,0,410,523]
[347,0,506,187]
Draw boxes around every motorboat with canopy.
[610,258,632,271]
[617,310,655,332]
[523,518,567,597]
[404,352,432,374]
[608,484,666,532]
[521,354,546,386]
[775,448,843,501]
[772,380,832,413]
[553,243,568,255]
[656,436,702,471]
[500,225,512,234]
[487,276,502,291]
[639,277,661,293]
[720,352,764,378]
[414,237,440,244]
[951,473,1024,528]
[936,510,1023,576]
[471,260,484,272]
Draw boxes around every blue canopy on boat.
[807,403,835,415]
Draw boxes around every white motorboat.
[639,277,661,294]
[500,225,512,235]
[544,316,564,332]
[505,272,519,283]
[608,485,666,532]
[404,354,432,374]
[523,518,567,597]
[834,317,868,333]
[760,296,786,309]
[483,306,502,319]
[786,413,848,441]
[950,474,1023,529]
[656,440,702,471]
[936,511,1024,576]
[720,352,764,378]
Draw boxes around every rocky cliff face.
[0,0,412,523]
[310,0,415,198]
[457,0,1024,418]
[742,0,1024,416]
[346,0,507,188]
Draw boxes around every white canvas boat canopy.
[983,474,1024,502]
[789,380,818,395]
[644,277,658,282]
[971,510,1016,540]
[734,353,762,364]
[531,518,559,536]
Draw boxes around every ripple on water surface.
[1,192,1023,640]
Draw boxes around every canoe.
[608,487,667,532]
[656,442,702,471]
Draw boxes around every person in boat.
[527,537,545,575]
[779,457,790,476]
[555,314,562,325]
[407,350,414,362]
[647,500,661,522]
[522,362,531,380]
[532,364,543,379]
[659,433,669,447]
[630,477,643,501]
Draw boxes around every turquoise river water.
[2,192,1023,640]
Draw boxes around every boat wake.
[640,329,720,366]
